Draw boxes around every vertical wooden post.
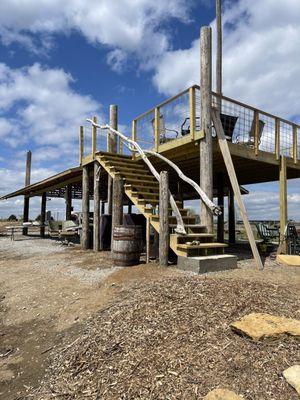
[275,118,280,160]
[189,86,196,140]
[200,26,213,233]
[23,150,31,235]
[154,107,160,152]
[216,0,222,97]
[132,119,137,160]
[293,125,298,164]
[40,192,46,237]
[65,184,72,220]
[128,200,133,214]
[159,171,169,267]
[217,173,224,242]
[101,201,105,215]
[79,126,84,165]
[107,105,118,214]
[254,111,260,156]
[146,217,150,264]
[279,156,288,254]
[228,185,236,244]
[109,105,118,153]
[82,165,90,250]
[93,161,101,252]
[111,175,124,252]
[92,116,97,158]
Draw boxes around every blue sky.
[0,0,299,220]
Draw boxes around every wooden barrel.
[112,225,142,267]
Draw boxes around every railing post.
[92,116,97,158]
[154,107,160,152]
[189,86,196,140]
[132,119,137,160]
[79,126,84,165]
[293,125,298,164]
[279,156,288,254]
[254,110,259,156]
[275,117,280,160]
[23,150,31,236]
[159,171,169,267]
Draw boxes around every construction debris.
[231,313,300,341]
[31,277,299,400]
[283,365,300,395]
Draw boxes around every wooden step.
[109,165,149,174]
[138,199,182,206]
[177,242,227,250]
[125,179,159,188]
[130,191,159,199]
[99,152,133,160]
[151,215,196,222]
[144,207,188,216]
[115,172,156,181]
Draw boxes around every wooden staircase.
[97,152,227,258]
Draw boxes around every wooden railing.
[132,84,300,163]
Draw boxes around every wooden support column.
[40,193,46,237]
[101,201,105,215]
[93,161,101,252]
[228,185,236,244]
[82,165,90,250]
[159,171,169,267]
[146,217,150,264]
[111,175,124,252]
[279,156,288,254]
[200,26,213,233]
[128,200,133,214]
[79,126,84,165]
[217,173,224,242]
[65,184,72,220]
[23,150,31,235]
[107,105,118,214]
[92,116,97,159]
[216,0,222,97]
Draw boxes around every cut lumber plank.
[177,242,227,250]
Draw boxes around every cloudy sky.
[0,0,299,220]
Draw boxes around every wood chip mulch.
[31,276,300,399]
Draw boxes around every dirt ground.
[0,231,299,399]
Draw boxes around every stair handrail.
[144,151,222,216]
[86,120,186,234]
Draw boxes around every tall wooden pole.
[200,26,213,233]
[216,0,222,97]
[217,172,224,242]
[65,184,72,220]
[82,165,90,250]
[159,171,169,267]
[111,175,124,251]
[279,156,288,254]
[79,126,84,165]
[146,217,150,264]
[40,192,46,237]
[107,105,118,215]
[93,161,101,252]
[23,150,31,235]
[228,185,236,244]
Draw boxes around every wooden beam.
[279,156,288,254]
[212,109,263,270]
[189,86,196,140]
[200,26,213,233]
[159,171,169,267]
[146,217,150,264]
[23,150,31,235]
[228,185,236,244]
[216,0,222,96]
[154,107,160,152]
[82,165,90,250]
[92,116,97,158]
[217,172,224,242]
[275,118,280,160]
[293,125,298,164]
[79,126,84,165]
[65,184,72,220]
[93,161,101,252]
[40,192,46,237]
[111,175,124,252]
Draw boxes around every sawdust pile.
[33,277,299,399]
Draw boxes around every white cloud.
[153,0,300,119]
[0,63,100,149]
[0,0,192,70]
